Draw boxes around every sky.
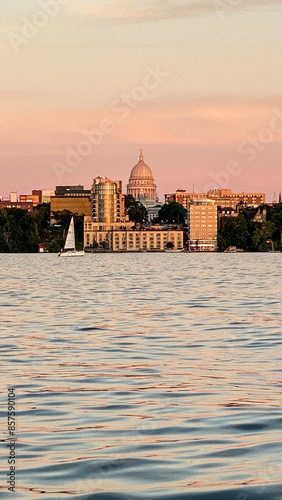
[0,0,282,201]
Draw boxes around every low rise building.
[165,190,206,210]
[165,188,265,210]
[84,218,183,251]
[20,190,42,206]
[0,201,33,212]
[51,185,91,219]
[207,189,265,209]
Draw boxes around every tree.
[157,202,187,225]
[251,227,268,252]
[34,204,50,233]
[100,240,109,250]
[47,239,64,253]
[218,215,250,251]
[124,195,147,224]
[165,241,174,249]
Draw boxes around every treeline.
[0,205,83,253]
[0,205,49,253]
[218,203,282,252]
[1,203,281,253]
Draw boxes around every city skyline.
[1,1,282,201]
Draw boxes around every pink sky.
[1,1,282,201]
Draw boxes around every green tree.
[47,239,64,253]
[251,227,268,252]
[165,241,174,249]
[100,240,109,250]
[157,202,187,225]
[124,195,147,223]
[218,215,250,251]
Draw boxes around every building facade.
[84,176,182,251]
[84,218,183,251]
[10,192,18,202]
[207,189,265,209]
[20,190,42,206]
[42,190,55,203]
[187,200,218,251]
[50,185,91,219]
[0,201,33,212]
[91,177,126,223]
[165,190,207,209]
[127,150,157,208]
[165,188,265,210]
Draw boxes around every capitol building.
[127,150,158,209]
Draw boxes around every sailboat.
[58,216,85,257]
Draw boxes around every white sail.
[64,217,76,251]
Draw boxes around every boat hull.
[58,250,85,257]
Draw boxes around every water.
[1,253,282,500]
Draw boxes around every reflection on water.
[0,253,282,499]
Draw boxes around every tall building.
[165,188,265,210]
[187,200,218,251]
[127,150,157,208]
[91,177,126,223]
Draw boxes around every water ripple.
[0,253,282,499]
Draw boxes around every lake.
[1,253,282,499]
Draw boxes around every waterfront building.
[91,177,127,223]
[127,150,158,209]
[165,188,265,210]
[187,200,218,251]
[84,177,182,251]
[84,218,183,251]
[50,185,91,219]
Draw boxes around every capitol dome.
[127,150,157,204]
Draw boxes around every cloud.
[1,94,281,160]
[66,0,282,25]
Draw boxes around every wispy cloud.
[66,0,282,25]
